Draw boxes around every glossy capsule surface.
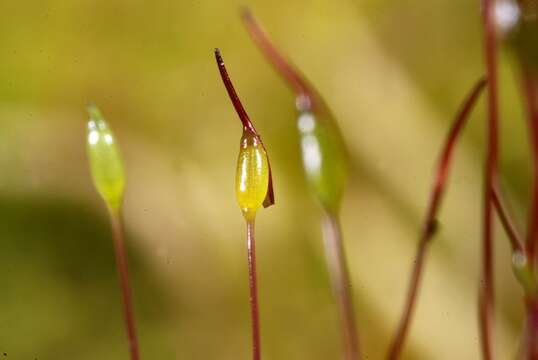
[87,105,125,211]
[297,111,348,213]
[236,131,270,220]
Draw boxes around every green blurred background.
[0,0,532,358]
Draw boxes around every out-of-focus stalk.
[500,1,538,357]
[481,1,500,357]
[321,211,360,360]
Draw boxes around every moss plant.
[214,49,274,360]
[241,10,359,360]
[86,104,140,360]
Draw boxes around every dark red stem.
[480,1,499,358]
[241,8,320,112]
[322,212,360,360]
[246,220,262,360]
[110,210,141,360]
[491,183,524,253]
[386,77,487,360]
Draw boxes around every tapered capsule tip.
[87,103,104,121]
[87,104,110,134]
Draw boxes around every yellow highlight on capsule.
[235,131,270,221]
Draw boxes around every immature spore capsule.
[215,48,273,360]
[297,111,348,213]
[236,131,270,220]
[86,105,125,211]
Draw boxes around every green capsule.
[86,105,125,212]
[297,110,348,213]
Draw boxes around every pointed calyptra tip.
[86,105,126,212]
[214,48,258,134]
[87,103,103,120]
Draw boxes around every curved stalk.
[492,184,524,253]
[241,8,321,113]
[387,78,487,359]
[321,212,360,360]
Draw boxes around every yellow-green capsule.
[86,105,125,212]
[236,131,270,221]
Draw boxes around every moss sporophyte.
[214,48,273,360]
[86,105,141,360]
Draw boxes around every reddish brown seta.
[387,77,487,360]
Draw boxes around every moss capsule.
[236,131,270,220]
[297,111,348,213]
[86,105,125,212]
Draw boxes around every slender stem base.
[387,236,430,360]
[246,219,262,360]
[109,209,141,360]
[321,212,360,360]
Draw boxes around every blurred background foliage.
[0,0,532,358]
